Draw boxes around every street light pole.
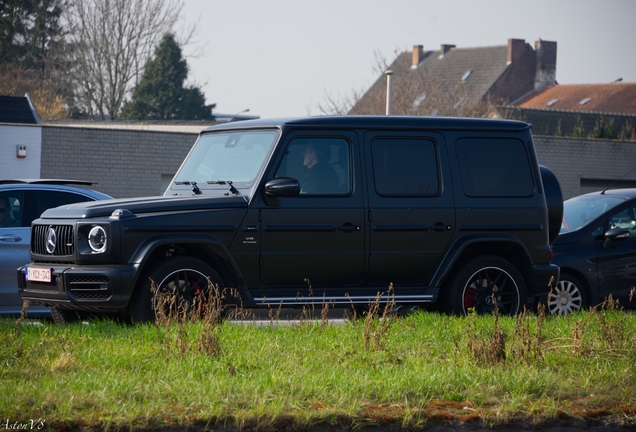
[385,70,394,115]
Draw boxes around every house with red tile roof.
[506,82,636,138]
[513,82,636,115]
[350,38,557,115]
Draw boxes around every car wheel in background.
[548,273,586,315]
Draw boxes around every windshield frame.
[167,128,281,198]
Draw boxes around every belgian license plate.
[26,267,52,283]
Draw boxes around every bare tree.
[316,49,388,116]
[316,87,365,115]
[66,0,193,119]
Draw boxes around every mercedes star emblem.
[46,227,57,254]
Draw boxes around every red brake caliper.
[191,279,205,315]
[464,289,476,309]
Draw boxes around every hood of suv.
[40,195,249,219]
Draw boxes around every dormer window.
[461,70,472,81]
[413,95,427,107]
[579,97,592,105]
[547,99,559,107]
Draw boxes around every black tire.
[50,306,82,324]
[129,256,225,323]
[444,255,527,316]
[547,273,587,315]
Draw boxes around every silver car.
[0,180,112,317]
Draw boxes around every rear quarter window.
[456,138,534,197]
[371,138,440,196]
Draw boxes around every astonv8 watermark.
[2,419,46,430]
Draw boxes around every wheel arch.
[432,235,536,295]
[129,235,247,300]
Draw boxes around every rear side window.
[456,138,534,197]
[371,138,439,196]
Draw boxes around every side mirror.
[264,177,300,197]
[602,228,630,250]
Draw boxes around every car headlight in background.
[88,226,107,253]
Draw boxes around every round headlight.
[88,226,107,253]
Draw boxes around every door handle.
[339,223,360,232]
[0,234,22,242]
[431,222,450,233]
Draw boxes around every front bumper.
[17,264,138,312]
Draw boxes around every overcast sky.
[181,0,636,119]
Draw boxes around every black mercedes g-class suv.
[18,116,562,323]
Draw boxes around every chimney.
[412,45,424,67]
[440,44,455,56]
[507,38,525,63]
[534,40,557,89]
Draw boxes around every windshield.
[174,130,279,190]
[561,193,627,233]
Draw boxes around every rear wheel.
[444,255,527,316]
[129,256,224,323]
[547,273,586,315]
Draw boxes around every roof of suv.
[203,115,532,133]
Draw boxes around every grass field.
[1,297,635,431]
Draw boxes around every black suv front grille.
[32,224,74,256]
[24,280,60,293]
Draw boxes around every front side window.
[0,191,23,228]
[456,138,534,197]
[175,130,279,190]
[610,207,636,231]
[371,138,439,196]
[275,137,351,195]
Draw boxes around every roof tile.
[512,83,636,115]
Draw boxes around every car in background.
[0,180,112,317]
[550,188,636,314]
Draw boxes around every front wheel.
[444,255,527,316]
[50,306,82,324]
[129,256,225,323]
[547,273,586,315]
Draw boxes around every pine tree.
[121,33,214,120]
[0,0,66,68]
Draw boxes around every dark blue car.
[550,188,636,314]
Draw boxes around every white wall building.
[0,95,42,179]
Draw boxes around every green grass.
[1,305,636,431]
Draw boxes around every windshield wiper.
[207,180,239,195]
[175,181,201,195]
